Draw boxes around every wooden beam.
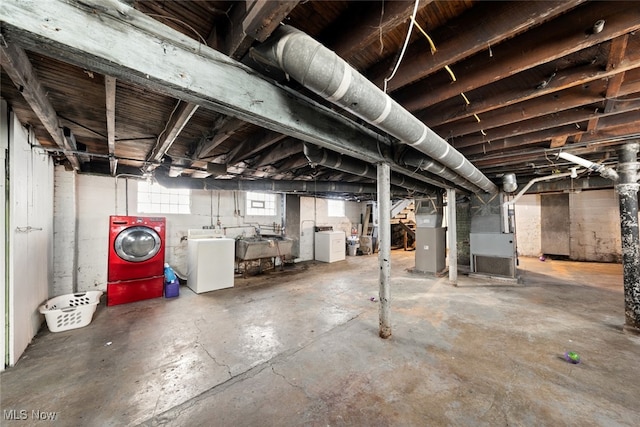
[228,132,286,165]
[331,0,433,59]
[419,53,640,127]
[453,99,640,149]
[549,136,568,149]
[274,152,309,173]
[397,2,640,112]
[253,138,300,168]
[145,101,199,171]
[604,35,629,113]
[369,0,586,91]
[104,75,117,175]
[193,116,245,159]
[462,110,640,156]
[0,0,391,167]
[433,83,607,138]
[0,41,81,170]
[225,0,300,59]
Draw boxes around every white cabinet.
[187,238,234,293]
[315,231,346,263]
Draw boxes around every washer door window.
[115,226,162,262]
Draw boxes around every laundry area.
[2,1,640,426]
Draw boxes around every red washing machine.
[107,216,166,306]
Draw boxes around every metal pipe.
[447,188,458,285]
[377,162,392,339]
[616,142,640,332]
[251,26,498,194]
[558,151,619,181]
[155,169,414,195]
[507,171,578,206]
[303,143,437,195]
[400,151,483,193]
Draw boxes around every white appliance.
[315,231,346,263]
[187,237,235,293]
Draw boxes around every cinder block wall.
[514,190,621,262]
[570,190,621,262]
[514,194,541,257]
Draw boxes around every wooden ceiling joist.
[145,101,199,172]
[398,1,640,112]
[0,42,81,170]
[253,138,301,168]
[225,0,300,59]
[193,116,245,160]
[104,75,117,175]
[419,52,640,128]
[331,0,433,60]
[434,84,607,139]
[370,0,585,91]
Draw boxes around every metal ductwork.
[155,169,408,195]
[399,149,483,193]
[303,143,437,195]
[251,25,498,194]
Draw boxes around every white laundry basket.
[39,291,103,332]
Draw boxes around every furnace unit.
[414,196,446,274]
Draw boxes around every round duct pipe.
[502,173,518,193]
[303,143,437,195]
[251,25,498,194]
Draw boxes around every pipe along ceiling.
[251,25,499,195]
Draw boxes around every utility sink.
[235,236,293,260]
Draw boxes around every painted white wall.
[1,100,7,371]
[68,175,282,288]
[297,196,362,261]
[57,174,366,289]
[514,190,622,262]
[7,112,54,366]
[53,166,76,296]
[514,194,542,257]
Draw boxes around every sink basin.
[235,236,293,260]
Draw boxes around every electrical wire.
[382,0,420,93]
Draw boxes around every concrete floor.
[2,251,639,426]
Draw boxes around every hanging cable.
[383,0,420,93]
[410,16,437,54]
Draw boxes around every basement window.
[246,192,276,216]
[327,199,345,217]
[137,181,191,214]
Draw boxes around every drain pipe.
[303,143,437,195]
[251,26,498,195]
[502,170,581,233]
[616,142,640,333]
[558,152,619,181]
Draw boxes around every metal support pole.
[616,143,640,333]
[447,188,458,285]
[377,162,392,339]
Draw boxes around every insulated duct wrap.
[252,25,498,194]
[303,143,437,195]
[155,170,414,195]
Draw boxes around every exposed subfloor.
[2,251,639,426]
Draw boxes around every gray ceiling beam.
[0,0,391,165]
[0,41,81,170]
